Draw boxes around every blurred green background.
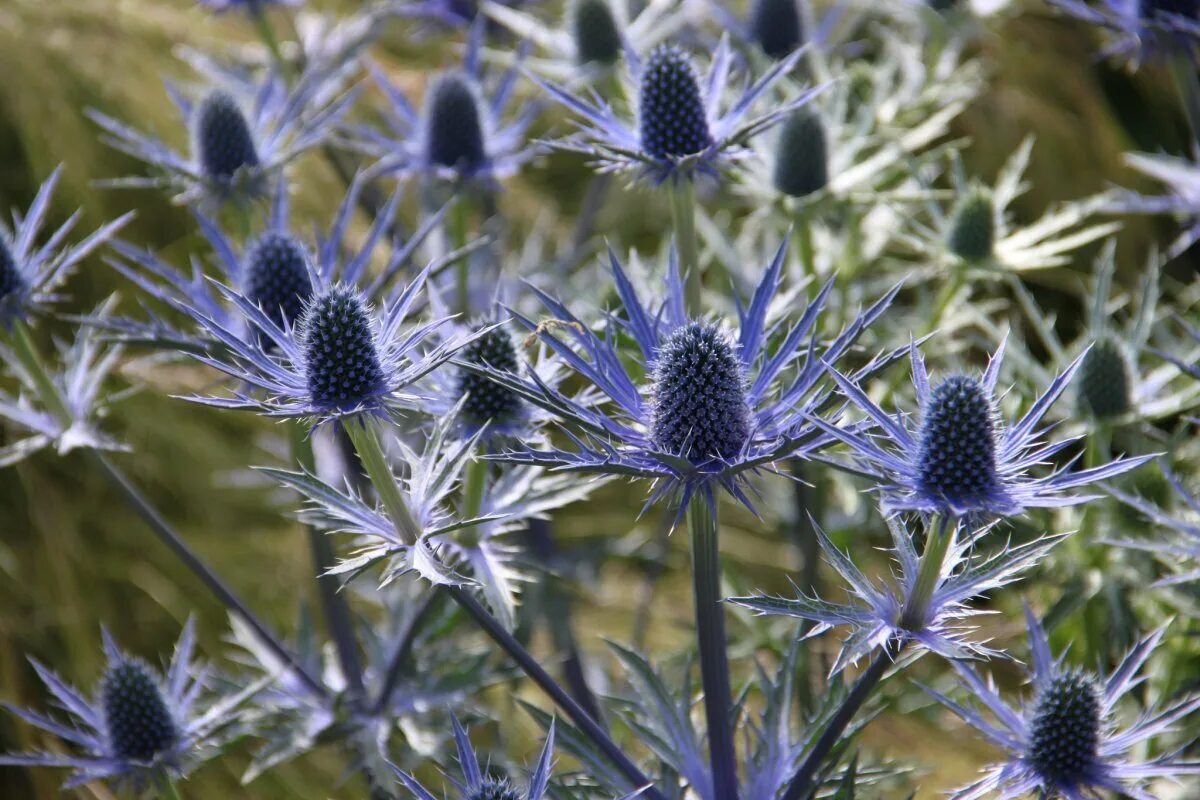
[0,0,1194,797]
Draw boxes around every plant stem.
[1170,55,1200,147]
[447,585,663,800]
[8,321,71,423]
[669,179,701,316]
[371,589,441,715]
[156,772,184,800]
[899,514,954,631]
[342,417,420,546]
[251,4,288,73]
[780,642,901,800]
[451,195,472,316]
[461,451,488,522]
[688,495,739,800]
[794,202,816,280]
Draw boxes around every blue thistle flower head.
[772,108,828,199]
[749,0,804,59]
[243,231,314,330]
[468,777,522,800]
[815,339,1154,518]
[1076,336,1133,419]
[456,324,526,430]
[192,89,261,183]
[927,607,1200,798]
[947,186,995,262]
[572,0,623,64]
[100,658,179,764]
[299,286,387,413]
[639,46,713,159]
[425,73,488,171]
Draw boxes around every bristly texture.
[426,73,487,170]
[0,620,260,791]
[729,516,1065,672]
[773,108,829,198]
[812,340,1154,518]
[0,167,131,327]
[1047,0,1200,66]
[192,90,261,182]
[1077,336,1133,419]
[573,0,623,64]
[534,35,819,184]
[947,187,996,262]
[457,326,526,430]
[749,0,804,59]
[469,777,522,800]
[459,238,902,516]
[242,231,313,330]
[1101,151,1200,259]
[926,608,1200,799]
[299,286,387,413]
[1108,460,1200,586]
[639,46,713,159]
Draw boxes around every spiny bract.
[467,777,522,800]
[1028,671,1102,785]
[426,73,487,171]
[916,375,999,506]
[650,322,752,462]
[750,0,804,59]
[1077,337,1133,419]
[573,0,623,64]
[299,286,385,411]
[192,90,260,181]
[243,231,314,329]
[100,659,179,763]
[639,46,712,159]
[947,188,996,262]
[773,108,828,198]
[456,326,524,427]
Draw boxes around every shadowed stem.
[793,202,816,280]
[669,179,702,316]
[342,417,420,546]
[371,589,441,715]
[780,641,902,800]
[688,495,739,800]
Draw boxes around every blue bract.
[1048,0,1200,66]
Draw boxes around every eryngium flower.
[1047,0,1200,66]
[572,0,623,64]
[773,108,828,198]
[947,187,995,262]
[193,90,260,182]
[749,0,804,58]
[457,325,525,430]
[814,340,1153,517]
[0,620,258,790]
[461,238,900,514]
[926,607,1200,799]
[0,166,131,326]
[300,286,387,412]
[1077,336,1133,419]
[242,231,314,330]
[426,74,487,171]
[535,36,818,184]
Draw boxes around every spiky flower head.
[243,231,313,329]
[750,0,804,59]
[100,658,179,764]
[639,45,713,159]
[468,777,523,800]
[573,0,623,64]
[773,108,828,199]
[1077,337,1133,420]
[425,73,487,171]
[916,375,1000,511]
[192,90,261,182]
[299,286,386,413]
[457,325,525,429]
[650,322,752,462]
[1028,670,1102,785]
[947,186,995,262]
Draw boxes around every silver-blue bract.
[197,0,302,11]
[1048,0,1200,66]
[0,166,131,327]
[926,607,1200,800]
[1108,460,1200,586]
[0,619,260,791]
[813,339,1153,518]
[461,238,900,516]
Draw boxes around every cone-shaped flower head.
[192,90,260,182]
[750,0,804,59]
[468,777,522,800]
[101,659,179,763]
[916,375,1000,510]
[650,322,752,462]
[0,237,21,303]
[773,108,828,198]
[639,46,713,159]
[300,286,386,412]
[573,0,623,64]
[1077,337,1133,420]
[947,187,995,262]
[1028,670,1102,785]
[457,325,525,428]
[425,73,487,171]
[243,231,313,329]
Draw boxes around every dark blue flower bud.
[456,326,524,427]
[243,232,314,330]
[426,74,487,172]
[300,286,386,411]
[639,46,713,160]
[750,0,804,59]
[467,777,521,800]
[573,0,623,65]
[773,108,828,198]
[651,322,752,462]
[0,237,21,301]
[916,375,999,506]
[100,659,178,763]
[193,90,260,182]
[947,187,995,262]
[1077,337,1133,420]
[1028,671,1101,785]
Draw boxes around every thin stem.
[88,451,325,697]
[251,4,288,73]
[156,772,184,800]
[899,514,954,631]
[461,452,488,523]
[371,588,441,715]
[1170,55,1200,147]
[8,321,71,424]
[451,195,472,316]
[342,417,420,546]
[688,495,739,800]
[669,179,701,316]
[794,202,816,281]
[447,585,664,800]
[780,642,901,800]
